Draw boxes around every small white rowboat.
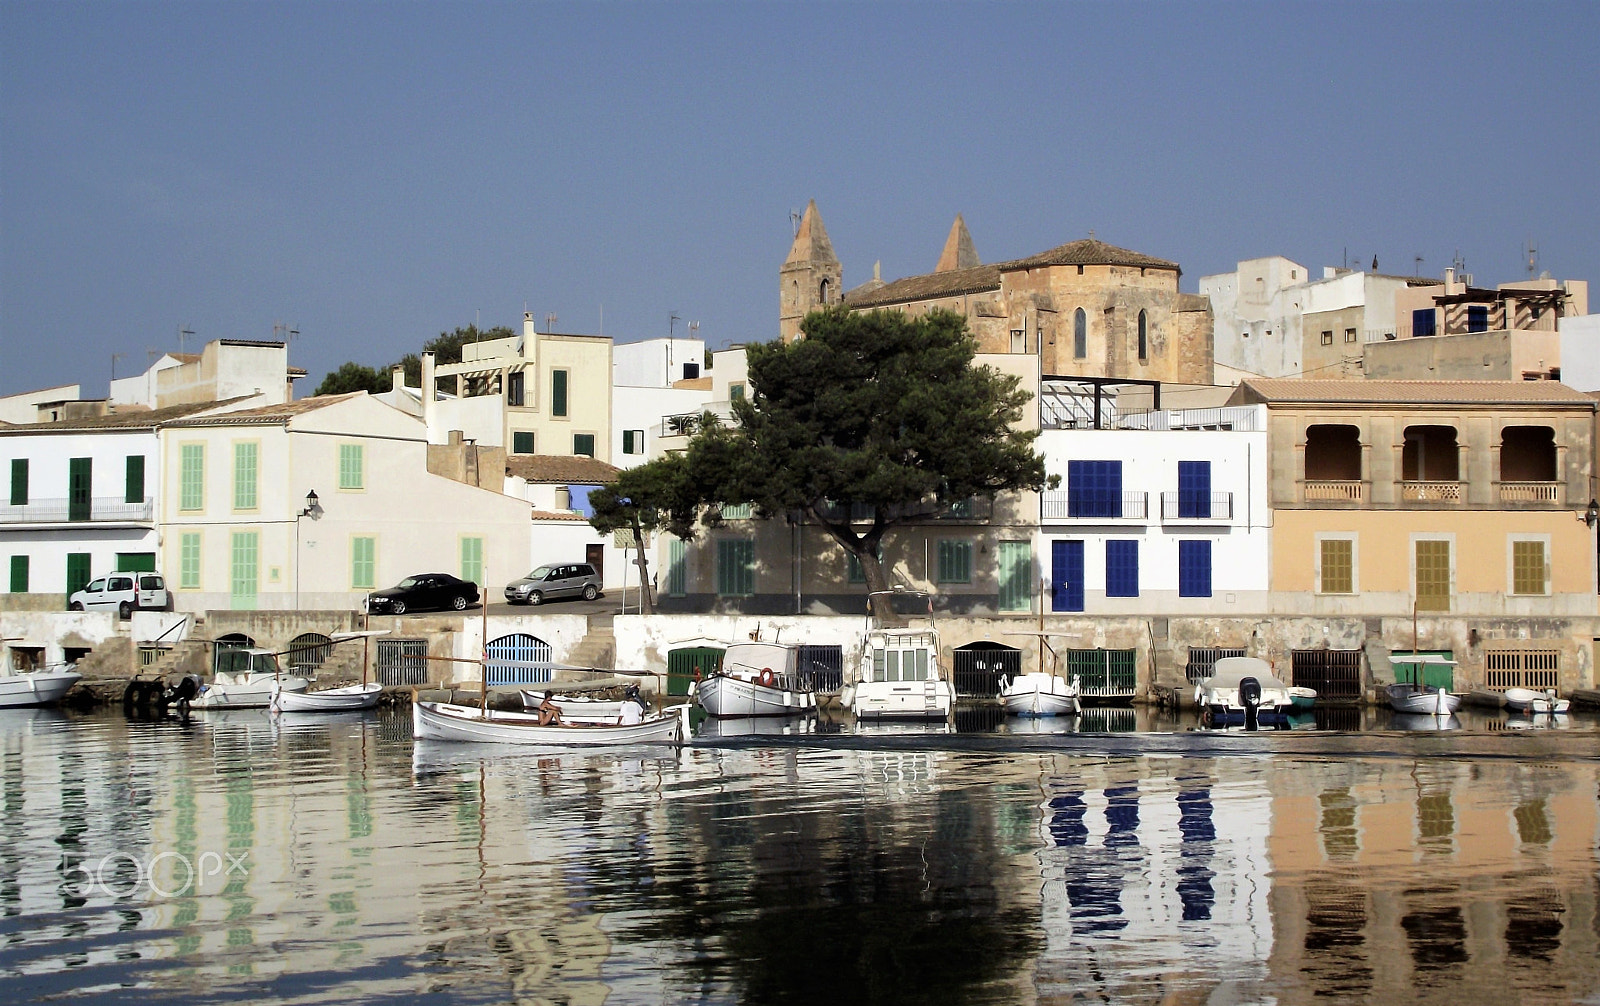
[1502,687,1570,715]
[413,700,688,746]
[273,682,383,713]
[519,692,627,723]
[999,672,1080,717]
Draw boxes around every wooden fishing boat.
[695,639,818,717]
[519,692,628,723]
[1386,655,1460,716]
[272,681,383,712]
[413,700,688,746]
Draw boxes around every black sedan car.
[364,573,479,614]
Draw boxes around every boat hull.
[1000,674,1080,717]
[1287,686,1318,710]
[851,680,953,720]
[194,675,309,710]
[272,682,382,712]
[413,700,686,745]
[519,692,632,723]
[0,671,82,708]
[696,674,817,718]
[1386,684,1461,716]
[1502,688,1570,715]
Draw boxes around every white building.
[158,393,532,611]
[1558,314,1600,392]
[1,399,252,602]
[613,335,707,389]
[0,384,83,425]
[1035,395,1270,614]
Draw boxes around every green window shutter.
[9,555,28,593]
[716,539,754,596]
[720,502,752,519]
[460,537,483,585]
[9,459,26,506]
[339,444,364,490]
[116,552,156,572]
[937,540,972,583]
[552,370,568,417]
[230,531,259,609]
[667,538,687,596]
[66,553,91,597]
[125,455,145,504]
[233,442,258,510]
[998,541,1032,612]
[351,537,375,590]
[180,533,202,589]
[573,434,595,458]
[180,445,205,510]
[512,431,534,454]
[68,458,91,521]
[622,430,636,454]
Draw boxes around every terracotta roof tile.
[164,393,366,426]
[1235,379,1597,407]
[845,264,1002,309]
[505,455,621,484]
[1002,237,1179,273]
[0,398,255,433]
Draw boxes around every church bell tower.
[779,200,843,342]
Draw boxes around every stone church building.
[780,201,1214,384]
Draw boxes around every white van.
[69,573,170,617]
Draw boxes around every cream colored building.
[780,201,1214,384]
[1233,378,1598,693]
[424,311,613,462]
[159,393,532,610]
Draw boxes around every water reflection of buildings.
[1267,758,1600,1004]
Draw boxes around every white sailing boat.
[841,590,953,721]
[998,632,1080,717]
[694,638,818,717]
[413,700,688,746]
[1386,655,1460,716]
[269,630,391,713]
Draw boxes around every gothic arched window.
[1073,308,1087,359]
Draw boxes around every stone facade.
[779,203,1213,384]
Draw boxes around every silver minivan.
[504,563,602,605]
[69,573,169,618]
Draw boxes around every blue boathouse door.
[1052,539,1084,612]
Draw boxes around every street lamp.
[296,490,320,609]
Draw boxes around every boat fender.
[759,668,776,688]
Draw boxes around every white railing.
[659,401,735,437]
[1115,406,1261,432]
[0,497,154,524]
[1399,481,1462,502]
[1498,482,1562,504]
[1040,491,1148,521]
[1303,481,1364,501]
[1159,492,1234,520]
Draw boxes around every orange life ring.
[759,667,776,688]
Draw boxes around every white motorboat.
[1502,687,1570,715]
[194,671,309,709]
[843,591,953,721]
[1000,671,1080,717]
[519,692,630,723]
[272,681,382,713]
[1386,655,1460,716]
[695,639,818,718]
[1195,656,1294,728]
[413,700,688,746]
[0,665,82,708]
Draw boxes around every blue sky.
[3,1,1597,396]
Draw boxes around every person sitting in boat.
[537,691,563,727]
[618,684,644,726]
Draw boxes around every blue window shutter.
[1106,540,1138,597]
[1178,461,1211,518]
[1069,460,1122,518]
[1412,308,1436,337]
[1179,540,1212,597]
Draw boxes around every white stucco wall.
[1559,315,1600,392]
[1037,411,1271,613]
[613,338,706,388]
[612,385,713,468]
[0,385,81,424]
[1201,257,1309,379]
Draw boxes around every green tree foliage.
[686,306,1052,599]
[313,362,390,396]
[312,323,518,399]
[587,453,701,613]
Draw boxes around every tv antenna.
[790,209,801,237]
[273,321,300,344]
[545,313,557,332]
[178,324,194,355]
[1525,239,1538,278]
[1413,254,1423,277]
[111,353,126,383]
[669,312,680,339]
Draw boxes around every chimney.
[421,351,436,440]
[449,429,463,445]
[1444,267,1456,289]
[522,311,539,370]
[391,365,404,393]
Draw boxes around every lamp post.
[295,490,319,610]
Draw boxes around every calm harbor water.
[3,707,1598,1005]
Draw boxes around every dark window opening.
[1304,425,1362,481]
[1402,426,1460,481]
[1499,426,1556,482]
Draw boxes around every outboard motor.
[162,674,200,716]
[1239,676,1263,732]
